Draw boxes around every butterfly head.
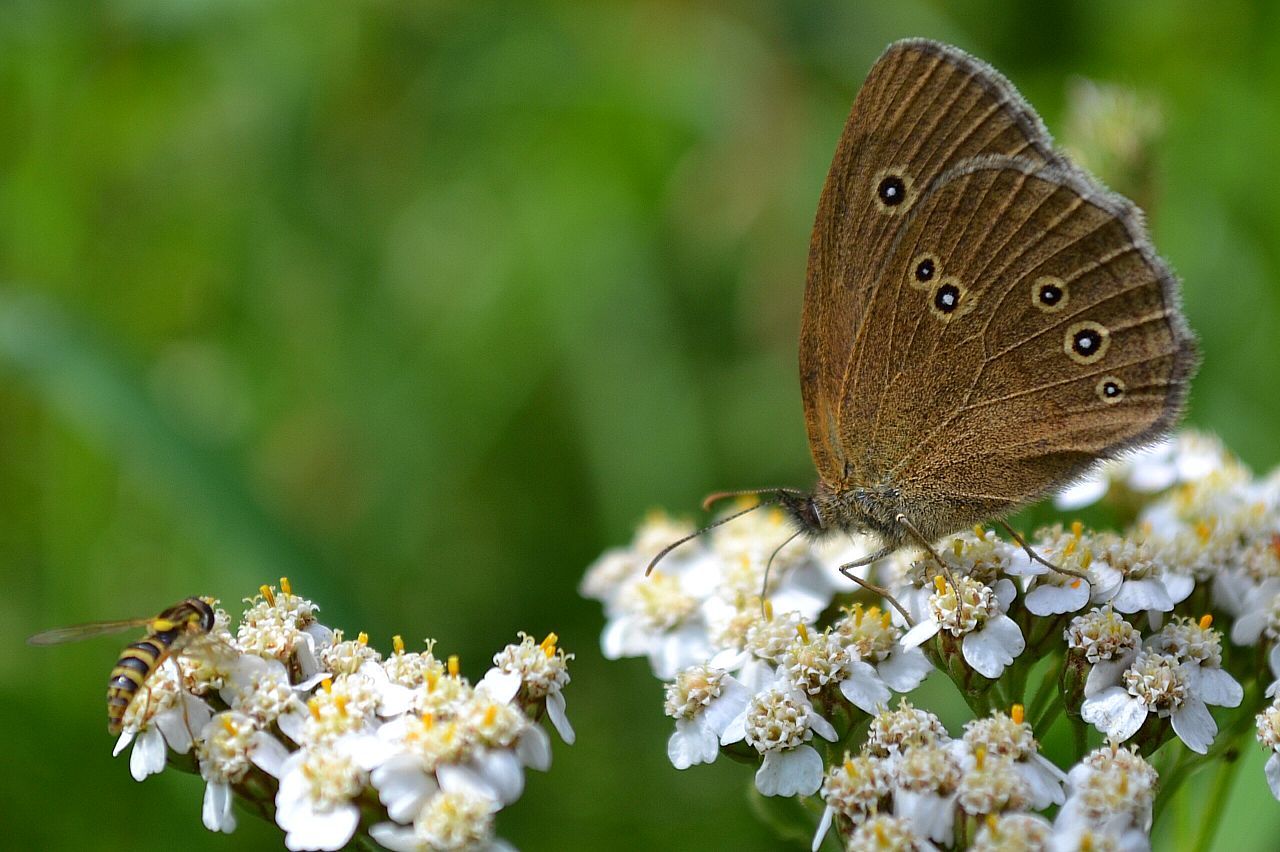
[778,489,826,535]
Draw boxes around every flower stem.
[1191,752,1242,852]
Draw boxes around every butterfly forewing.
[801,39,1061,487]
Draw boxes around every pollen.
[307,698,322,721]
[1072,520,1083,539]
[321,677,333,693]
[448,655,460,678]
[483,704,498,727]
[540,633,559,656]
[334,695,349,716]
[280,576,292,595]
[260,584,276,607]
[934,575,948,594]
[221,715,239,735]
[796,623,811,644]
[1199,614,1213,630]
[393,635,405,654]
[974,745,986,770]
[421,711,435,728]
[1011,704,1024,725]
[357,632,369,645]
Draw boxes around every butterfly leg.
[893,513,963,595]
[994,519,1090,580]
[838,546,914,626]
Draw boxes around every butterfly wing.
[27,616,154,646]
[801,39,1061,486]
[838,155,1195,529]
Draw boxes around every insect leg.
[995,519,1090,581]
[837,545,914,626]
[168,657,197,744]
[893,513,962,594]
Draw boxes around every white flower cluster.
[583,431,1280,848]
[112,580,573,851]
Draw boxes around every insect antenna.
[646,500,776,576]
[702,487,802,511]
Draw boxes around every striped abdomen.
[106,631,178,735]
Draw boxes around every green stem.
[1191,753,1242,852]
[1028,654,1063,724]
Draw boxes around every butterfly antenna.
[702,488,802,512]
[759,529,804,617]
[646,500,774,576]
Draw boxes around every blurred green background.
[3,1,1279,849]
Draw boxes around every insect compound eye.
[878,175,905,206]
[1064,321,1110,364]
[1097,376,1126,404]
[1032,276,1069,312]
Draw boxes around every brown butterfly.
[649,39,1196,598]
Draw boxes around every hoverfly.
[27,597,217,735]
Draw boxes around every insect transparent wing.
[27,617,154,646]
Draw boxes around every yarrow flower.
[50,580,573,851]
[582,429,1280,850]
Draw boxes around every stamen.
[483,704,498,727]
[260,584,276,607]
[974,745,986,770]
[421,711,434,728]
[796,623,811,644]
[844,757,856,775]
[280,577,292,595]
[1195,519,1215,544]
[393,635,405,654]
[357,632,369,646]
[952,538,963,557]
[933,575,948,594]
[307,698,321,720]
[1081,549,1093,570]
[880,612,892,629]
[985,813,999,835]
[973,524,986,539]
[874,823,887,843]
[221,715,238,735]
[321,677,333,693]
[763,600,774,621]
[540,633,559,656]
[1011,704,1024,725]
[334,695,349,716]
[448,655,460,678]
[1199,614,1213,630]
[1071,520,1083,539]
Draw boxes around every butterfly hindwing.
[839,156,1195,514]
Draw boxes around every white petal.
[130,727,167,781]
[112,729,136,758]
[1111,579,1173,614]
[877,646,934,693]
[1271,644,1280,681]
[1163,573,1195,605]
[1055,475,1108,510]
[1128,460,1177,493]
[250,732,291,778]
[600,616,645,660]
[478,669,522,705]
[546,690,575,744]
[517,723,552,771]
[719,710,747,746]
[894,789,955,844]
[839,661,892,714]
[464,749,524,805]
[993,579,1017,610]
[369,823,419,852]
[1026,580,1090,616]
[1192,667,1243,708]
[1171,696,1216,754]
[1020,757,1066,808]
[668,718,719,769]
[702,677,750,732]
[1266,753,1280,800]
[961,616,1024,679]
[1084,651,1137,698]
[1232,610,1269,646]
[901,618,941,650]
[1081,688,1147,742]
[277,706,308,744]
[284,804,360,851]
[203,780,236,833]
[755,746,823,797]
[371,755,437,823]
[808,710,839,743]
[812,804,834,852]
